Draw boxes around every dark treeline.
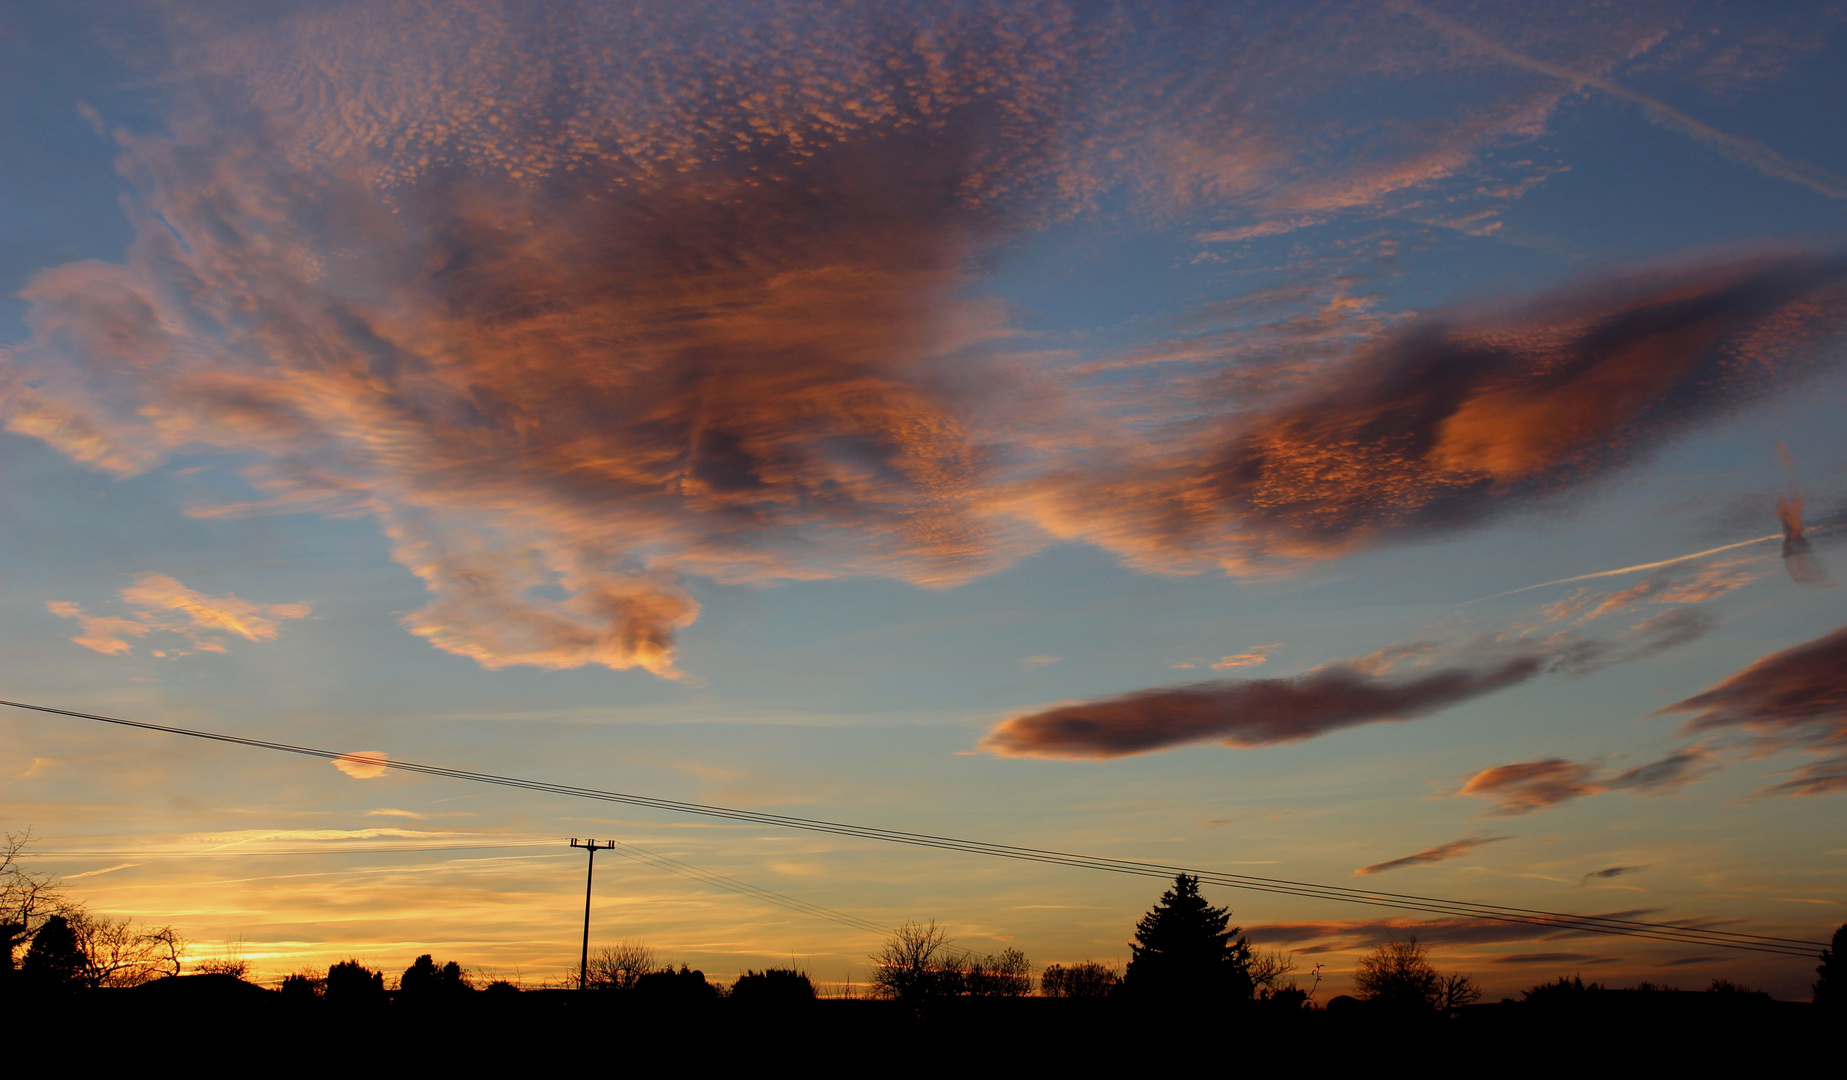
[5,831,1841,1066]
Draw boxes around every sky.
[3,0,1846,999]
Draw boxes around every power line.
[30,841,561,858]
[3,698,1827,957]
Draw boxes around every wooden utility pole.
[570,838,615,990]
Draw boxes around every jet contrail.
[1464,534,1782,605]
[1398,1,1847,201]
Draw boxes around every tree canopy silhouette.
[1817,923,1846,1009]
[1123,874,1254,1002]
[1352,937,1479,1013]
[325,959,386,1003]
[399,954,472,998]
[20,913,84,990]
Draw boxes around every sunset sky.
[3,0,1845,999]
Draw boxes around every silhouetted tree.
[70,914,183,987]
[1040,961,1121,999]
[587,941,655,991]
[1123,874,1254,1002]
[1352,937,1479,1013]
[280,971,323,999]
[871,920,966,1004]
[966,948,1032,997]
[20,914,84,990]
[325,959,386,1004]
[730,968,816,1006]
[1816,923,1846,1009]
[399,954,472,998]
[2,830,64,982]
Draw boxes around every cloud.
[1459,758,1601,816]
[980,617,1708,760]
[1658,624,1847,796]
[1212,644,1279,670]
[1582,866,1642,883]
[333,752,390,780]
[1244,909,1664,951]
[1458,748,1716,816]
[46,574,308,657]
[7,3,1844,679]
[1201,251,1847,558]
[1354,834,1509,877]
[1542,560,1763,625]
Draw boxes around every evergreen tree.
[20,914,85,989]
[1123,874,1254,1001]
[1816,923,1846,1009]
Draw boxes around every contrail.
[1397,1,1847,201]
[1464,534,1782,605]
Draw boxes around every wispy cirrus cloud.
[1658,624,1847,796]
[1354,834,1509,877]
[46,573,309,658]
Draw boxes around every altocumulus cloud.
[5,2,1846,677]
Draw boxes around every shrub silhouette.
[1816,923,1845,1009]
[1040,961,1121,999]
[1123,874,1254,1002]
[633,965,718,1004]
[730,967,816,1006]
[966,948,1032,997]
[1523,975,1601,1004]
[325,959,386,1004]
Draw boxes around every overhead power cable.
[3,698,1826,958]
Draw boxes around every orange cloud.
[1211,644,1278,670]
[45,575,308,657]
[1202,252,1847,558]
[1456,748,1716,816]
[7,4,1845,681]
[334,752,389,780]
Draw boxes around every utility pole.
[570,838,615,991]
